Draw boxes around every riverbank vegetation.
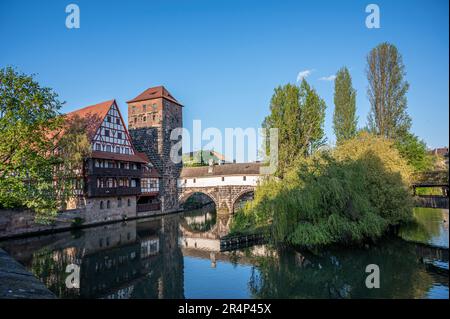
[232,133,414,246]
[232,42,434,247]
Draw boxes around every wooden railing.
[89,186,141,197]
[90,167,143,177]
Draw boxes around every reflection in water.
[250,239,448,299]
[399,208,449,248]
[0,207,448,299]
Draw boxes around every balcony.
[89,167,143,177]
[89,186,141,197]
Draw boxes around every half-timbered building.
[65,99,161,220]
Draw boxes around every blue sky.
[0,0,448,159]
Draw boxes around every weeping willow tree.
[231,132,413,247]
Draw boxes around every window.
[127,199,131,207]
[107,178,114,188]
[143,116,146,122]
[95,143,101,151]
[143,105,146,111]
[132,163,137,170]
[95,160,100,168]
[100,201,104,209]
[117,132,122,139]
[131,179,137,187]
[107,116,111,123]
[116,118,120,125]
[118,197,122,207]
[125,148,130,155]
[152,103,157,111]
[153,115,156,121]
[222,177,225,181]
[116,146,120,153]
[134,117,137,123]
[193,178,196,183]
[243,176,247,181]
[106,145,111,152]
[107,200,110,209]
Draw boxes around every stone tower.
[127,86,183,213]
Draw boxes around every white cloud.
[319,75,336,82]
[296,69,313,82]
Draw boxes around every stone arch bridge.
[178,163,263,215]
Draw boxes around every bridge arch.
[179,190,219,210]
[231,188,255,214]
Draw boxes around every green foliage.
[394,132,432,172]
[263,80,326,177]
[0,67,64,217]
[0,67,91,218]
[233,133,413,247]
[366,42,411,140]
[333,67,357,144]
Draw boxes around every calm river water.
[0,207,448,299]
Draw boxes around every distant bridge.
[178,163,264,215]
[411,170,449,209]
[411,170,449,195]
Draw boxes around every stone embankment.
[0,248,55,299]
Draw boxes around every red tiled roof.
[66,99,116,140]
[91,150,148,163]
[126,86,182,106]
[136,152,150,162]
[143,168,161,178]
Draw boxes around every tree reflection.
[249,239,443,299]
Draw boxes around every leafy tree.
[366,43,411,139]
[263,80,326,177]
[0,67,90,218]
[0,67,64,216]
[333,67,357,143]
[394,132,432,172]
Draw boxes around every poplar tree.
[366,43,411,139]
[263,80,326,177]
[333,67,357,144]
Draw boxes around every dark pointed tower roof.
[126,85,182,106]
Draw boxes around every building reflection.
[2,215,184,299]
[2,207,446,299]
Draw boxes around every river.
[0,207,448,299]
